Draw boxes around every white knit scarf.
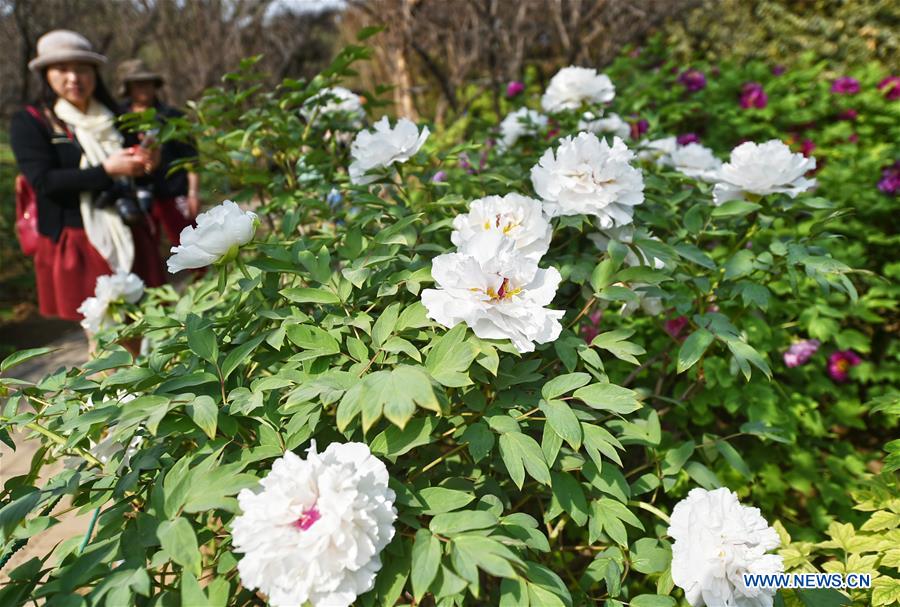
[54,98,134,273]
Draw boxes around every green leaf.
[186,395,218,439]
[418,487,475,514]
[285,324,340,355]
[221,333,267,380]
[796,588,851,607]
[462,421,495,462]
[573,383,642,414]
[370,416,437,457]
[452,535,519,578]
[430,510,497,536]
[591,258,618,292]
[630,595,676,607]
[711,199,761,218]
[372,302,402,348]
[724,250,755,280]
[180,572,210,607]
[716,441,752,479]
[685,462,721,489]
[541,373,591,399]
[724,337,772,380]
[551,472,589,526]
[411,529,442,601]
[677,329,714,373]
[499,432,551,488]
[425,324,477,387]
[629,538,671,574]
[540,399,583,450]
[279,287,340,304]
[157,518,201,576]
[1,347,56,373]
[674,243,716,269]
[661,440,695,476]
[591,330,646,365]
[187,325,218,364]
[0,491,41,542]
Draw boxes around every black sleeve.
[9,110,113,202]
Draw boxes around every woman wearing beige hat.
[9,29,165,325]
[118,58,201,247]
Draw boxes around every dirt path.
[0,330,91,584]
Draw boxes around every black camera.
[93,179,153,226]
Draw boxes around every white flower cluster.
[422,193,563,353]
[168,200,258,273]
[713,140,816,205]
[578,111,631,140]
[498,107,548,150]
[349,116,429,184]
[531,132,645,228]
[302,86,364,123]
[639,137,722,182]
[232,441,396,607]
[668,488,784,607]
[541,66,615,113]
[77,271,144,334]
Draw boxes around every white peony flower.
[578,111,631,140]
[349,116,429,185]
[421,245,564,353]
[77,271,145,333]
[665,143,723,182]
[302,86,364,121]
[498,107,548,150]
[451,193,552,266]
[712,140,816,206]
[531,132,645,228]
[541,66,615,113]
[167,200,258,273]
[668,487,784,607]
[637,136,677,162]
[232,442,396,607]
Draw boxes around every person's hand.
[102,148,147,177]
[129,144,161,174]
[186,192,201,218]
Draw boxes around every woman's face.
[127,80,158,107]
[46,62,96,110]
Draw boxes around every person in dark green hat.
[118,58,201,246]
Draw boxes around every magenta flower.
[848,133,859,144]
[506,81,525,98]
[831,77,860,95]
[827,350,861,382]
[783,339,820,368]
[664,316,689,340]
[431,170,447,183]
[678,69,707,92]
[878,161,900,195]
[772,65,786,76]
[799,139,816,158]
[877,76,900,101]
[581,310,603,343]
[676,133,701,145]
[837,108,858,121]
[740,82,768,109]
[630,118,649,140]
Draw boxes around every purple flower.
[878,161,900,195]
[740,82,768,109]
[678,69,707,92]
[581,310,603,343]
[458,153,474,174]
[877,76,900,100]
[831,77,860,95]
[799,139,816,157]
[676,133,701,145]
[827,350,861,382]
[783,339,820,368]
[506,81,525,98]
[630,118,649,140]
[664,316,689,340]
[772,65,786,76]
[837,108,858,121]
[431,171,447,183]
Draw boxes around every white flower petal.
[167,200,257,272]
[541,66,615,113]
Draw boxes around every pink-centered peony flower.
[740,82,768,109]
[664,316,689,340]
[506,80,525,98]
[678,69,707,92]
[783,339,819,368]
[831,76,860,95]
[878,76,900,100]
[827,350,861,382]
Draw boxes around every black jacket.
[120,100,198,199]
[10,108,114,241]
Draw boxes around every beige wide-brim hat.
[28,29,107,73]
[117,58,164,97]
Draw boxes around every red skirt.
[151,197,193,247]
[34,225,166,322]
